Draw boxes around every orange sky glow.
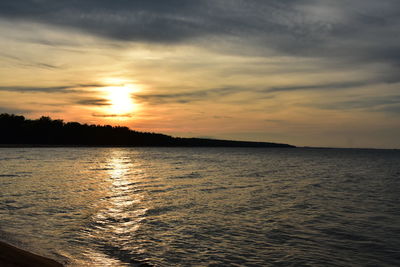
[1,1,400,148]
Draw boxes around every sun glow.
[103,84,140,116]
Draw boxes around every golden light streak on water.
[82,150,148,266]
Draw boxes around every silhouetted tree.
[0,113,295,147]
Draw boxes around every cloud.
[1,0,400,68]
[311,95,400,114]
[135,86,245,104]
[265,80,371,93]
[377,105,400,114]
[0,106,33,114]
[92,113,132,118]
[76,98,110,106]
[0,52,61,69]
[1,1,400,149]
[0,84,104,93]
[0,0,210,43]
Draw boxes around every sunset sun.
[103,84,139,115]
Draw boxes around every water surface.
[0,147,399,266]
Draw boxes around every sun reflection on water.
[83,150,148,266]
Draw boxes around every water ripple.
[0,147,399,266]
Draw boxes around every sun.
[107,86,134,114]
[103,84,139,115]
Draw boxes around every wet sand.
[0,241,63,267]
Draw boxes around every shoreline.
[0,144,295,148]
[0,241,63,267]
[0,144,398,150]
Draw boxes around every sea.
[0,147,399,266]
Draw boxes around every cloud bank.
[1,0,399,66]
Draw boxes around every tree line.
[0,113,294,147]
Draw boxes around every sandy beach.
[0,241,63,267]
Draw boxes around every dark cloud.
[264,119,285,123]
[1,0,400,68]
[0,0,210,43]
[135,86,245,104]
[377,105,400,114]
[311,95,400,114]
[1,52,61,69]
[265,81,371,93]
[0,84,104,93]
[32,63,60,69]
[0,106,33,115]
[76,98,110,106]
[92,113,132,118]
[135,80,392,105]
[0,85,76,93]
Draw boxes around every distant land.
[0,113,295,148]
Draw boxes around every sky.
[1,0,399,148]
